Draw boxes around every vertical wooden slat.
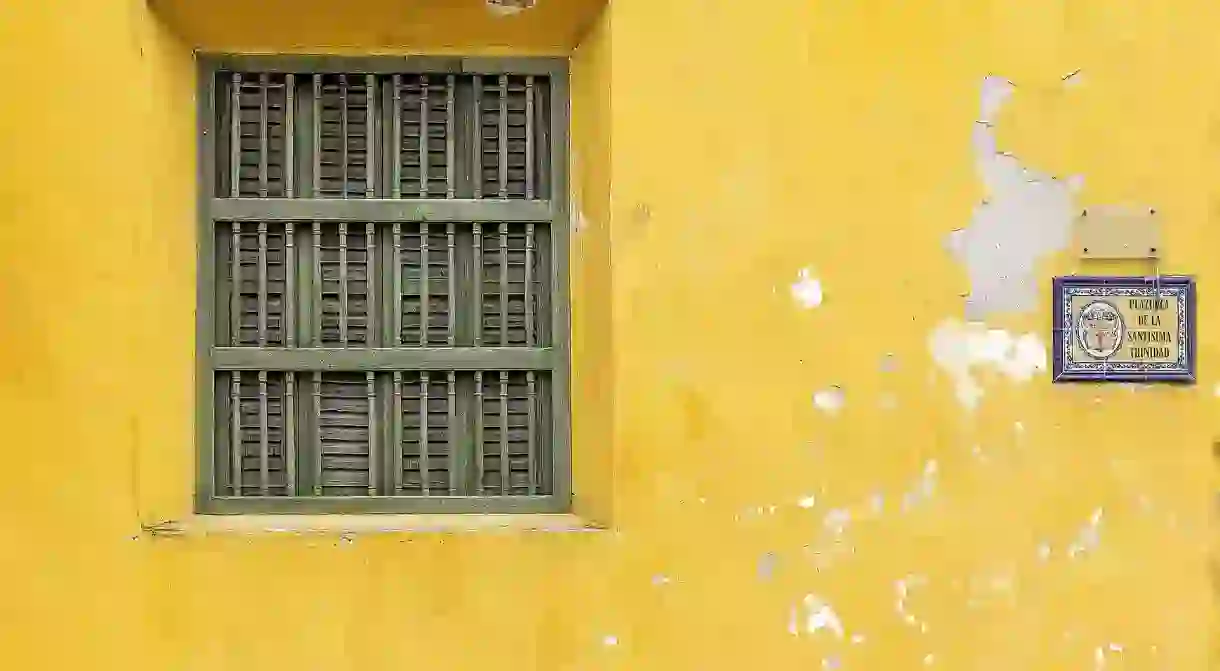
[231,222,242,345]
[285,74,295,198]
[473,223,483,346]
[420,223,430,346]
[258,73,269,198]
[366,223,376,345]
[392,371,403,493]
[229,73,241,198]
[285,223,296,347]
[312,223,322,345]
[525,224,535,346]
[286,372,297,495]
[365,74,376,199]
[446,223,456,346]
[498,75,508,198]
[312,75,322,196]
[445,75,456,198]
[498,371,509,494]
[230,371,243,496]
[257,222,268,346]
[312,372,323,495]
[419,75,429,197]
[340,74,349,198]
[392,75,402,198]
[366,372,377,496]
[525,76,535,199]
[392,223,402,345]
[499,224,509,345]
[420,372,431,496]
[446,372,457,495]
[474,371,484,494]
[526,371,537,494]
[258,371,270,495]
[472,75,482,198]
[339,222,349,345]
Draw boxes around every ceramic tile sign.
[1052,275,1196,383]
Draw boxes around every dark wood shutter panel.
[199,57,569,514]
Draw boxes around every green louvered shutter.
[197,57,569,514]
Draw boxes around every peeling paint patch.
[901,460,939,511]
[812,386,845,414]
[895,574,930,631]
[798,494,817,509]
[1036,543,1052,561]
[928,319,1046,409]
[791,267,824,309]
[1067,508,1104,558]
[880,353,898,372]
[950,75,1080,318]
[823,508,851,535]
[758,552,778,580]
[485,0,536,16]
[790,594,846,638]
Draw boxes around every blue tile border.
[1051,275,1196,384]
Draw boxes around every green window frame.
[195,54,571,514]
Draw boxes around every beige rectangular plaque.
[1075,206,1161,259]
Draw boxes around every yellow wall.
[0,0,1215,668]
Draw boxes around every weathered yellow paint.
[0,0,1215,668]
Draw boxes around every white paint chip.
[791,267,824,309]
[602,635,618,647]
[794,594,846,638]
[798,495,817,509]
[813,387,845,414]
[823,508,851,535]
[1068,508,1104,558]
[929,319,1046,409]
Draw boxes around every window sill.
[163,513,604,537]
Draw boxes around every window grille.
[196,56,570,514]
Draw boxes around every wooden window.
[196,56,570,514]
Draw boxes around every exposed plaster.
[896,574,930,632]
[1067,507,1105,558]
[790,594,846,638]
[791,267,825,309]
[947,75,1081,319]
[813,386,845,414]
[758,552,778,580]
[928,319,1046,410]
[485,0,536,17]
[900,460,939,511]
